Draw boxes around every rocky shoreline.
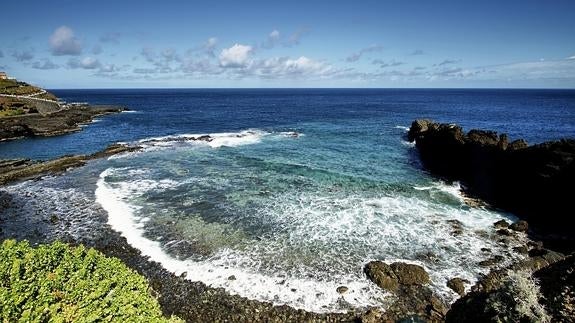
[408,119,575,322]
[0,104,125,141]
[408,119,575,251]
[1,118,573,321]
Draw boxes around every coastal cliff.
[408,119,575,250]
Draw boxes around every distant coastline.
[0,76,125,142]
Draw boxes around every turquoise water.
[3,89,572,312]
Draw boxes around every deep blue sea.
[1,89,574,312]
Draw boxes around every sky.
[1,0,574,88]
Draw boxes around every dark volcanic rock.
[364,261,399,291]
[493,220,509,229]
[534,255,575,321]
[408,119,575,250]
[0,105,124,141]
[390,262,431,286]
[364,261,430,292]
[447,278,468,296]
[509,220,529,232]
[0,143,141,185]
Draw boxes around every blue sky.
[1,0,574,88]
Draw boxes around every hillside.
[0,78,58,117]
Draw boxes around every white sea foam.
[133,129,295,152]
[95,168,389,312]
[401,140,415,147]
[96,166,526,313]
[394,125,410,132]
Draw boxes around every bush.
[0,239,182,322]
[487,270,551,323]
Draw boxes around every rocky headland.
[1,77,125,141]
[0,105,125,141]
[408,119,575,322]
[408,119,575,251]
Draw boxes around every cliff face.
[408,119,575,250]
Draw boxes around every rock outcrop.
[364,261,430,291]
[0,105,125,141]
[408,119,575,250]
[363,261,445,322]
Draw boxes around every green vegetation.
[0,79,56,100]
[0,239,182,322]
[487,270,551,323]
[0,97,38,117]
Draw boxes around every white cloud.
[205,37,218,53]
[436,59,460,66]
[269,30,280,40]
[262,30,281,49]
[67,56,101,69]
[32,59,59,70]
[567,55,575,60]
[248,56,335,79]
[12,50,34,62]
[346,45,384,62]
[141,47,156,62]
[219,44,253,68]
[49,26,82,56]
[284,28,309,47]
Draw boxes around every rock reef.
[408,119,575,250]
[0,144,140,185]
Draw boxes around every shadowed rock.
[408,119,575,251]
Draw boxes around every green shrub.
[0,239,182,322]
[487,269,551,323]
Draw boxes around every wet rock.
[390,262,430,286]
[529,248,548,257]
[512,246,529,254]
[493,219,510,229]
[447,278,469,296]
[509,220,528,232]
[360,308,383,323]
[227,275,236,281]
[508,139,528,150]
[496,229,511,236]
[0,143,141,185]
[336,286,348,294]
[407,119,433,142]
[364,261,399,291]
[479,255,504,267]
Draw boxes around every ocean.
[1,89,574,312]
